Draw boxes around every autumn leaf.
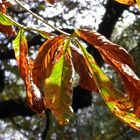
[32,35,66,89]
[76,39,140,131]
[13,31,74,122]
[75,29,134,69]
[70,45,98,92]
[13,29,45,114]
[12,29,28,78]
[43,38,74,125]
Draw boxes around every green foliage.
[0,13,13,26]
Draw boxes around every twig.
[14,0,70,36]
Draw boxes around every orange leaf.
[0,23,16,37]
[13,30,45,114]
[76,29,140,117]
[71,45,98,92]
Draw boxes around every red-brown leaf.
[71,45,98,92]
[76,29,140,117]
[75,29,134,69]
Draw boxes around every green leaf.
[43,39,74,125]
[0,13,14,26]
[76,40,140,131]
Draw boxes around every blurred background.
[0,0,140,139]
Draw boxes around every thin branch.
[14,0,70,36]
